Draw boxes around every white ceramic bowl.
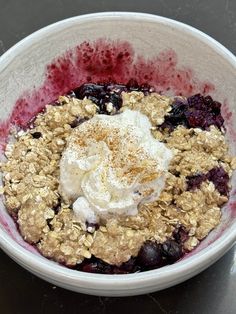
[0,12,236,297]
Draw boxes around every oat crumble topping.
[1,85,236,272]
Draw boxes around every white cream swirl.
[59,109,173,223]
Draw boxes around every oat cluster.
[1,91,235,266]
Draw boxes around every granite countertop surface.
[0,1,236,313]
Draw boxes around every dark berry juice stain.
[186,173,208,191]
[73,81,151,114]
[160,94,224,131]
[186,166,229,196]
[77,256,140,274]
[0,38,215,152]
[207,167,229,196]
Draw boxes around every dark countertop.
[0,1,236,313]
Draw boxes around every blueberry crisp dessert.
[1,82,236,274]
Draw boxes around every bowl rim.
[0,11,236,289]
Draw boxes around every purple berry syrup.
[187,167,229,196]
[160,94,224,131]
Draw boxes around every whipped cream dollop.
[59,109,173,223]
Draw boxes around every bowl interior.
[0,12,236,271]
